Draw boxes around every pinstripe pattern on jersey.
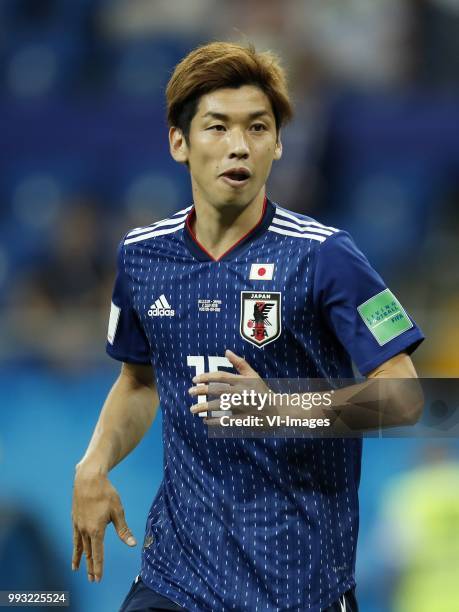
[116,200,359,612]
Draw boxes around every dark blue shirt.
[106,198,424,611]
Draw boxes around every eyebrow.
[201,110,272,121]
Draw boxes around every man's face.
[170,85,282,210]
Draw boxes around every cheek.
[255,140,276,161]
[190,150,213,172]
[258,149,275,171]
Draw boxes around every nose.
[228,128,249,159]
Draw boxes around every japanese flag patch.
[249,263,274,280]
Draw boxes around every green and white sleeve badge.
[357,288,413,346]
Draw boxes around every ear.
[169,127,189,164]
[273,133,283,161]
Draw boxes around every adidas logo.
[147,295,175,317]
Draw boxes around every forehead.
[195,85,275,121]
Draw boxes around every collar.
[183,195,275,262]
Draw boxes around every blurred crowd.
[0,0,458,372]
[0,5,459,611]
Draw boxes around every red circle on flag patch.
[258,267,266,276]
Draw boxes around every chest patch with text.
[240,291,282,348]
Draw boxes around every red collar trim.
[185,195,268,262]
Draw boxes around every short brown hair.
[166,41,293,142]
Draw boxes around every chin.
[223,188,260,206]
[221,197,253,212]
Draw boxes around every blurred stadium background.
[0,1,458,611]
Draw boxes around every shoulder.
[122,204,192,247]
[269,203,343,246]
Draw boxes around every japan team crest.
[240,291,282,348]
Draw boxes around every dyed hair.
[166,41,293,142]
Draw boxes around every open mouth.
[220,168,251,185]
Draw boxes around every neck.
[190,189,266,260]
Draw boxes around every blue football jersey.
[106,197,424,611]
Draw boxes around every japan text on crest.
[240,291,282,348]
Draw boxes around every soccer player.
[72,42,425,611]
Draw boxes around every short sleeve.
[313,231,425,376]
[105,240,151,364]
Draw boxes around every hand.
[188,349,270,421]
[71,467,136,582]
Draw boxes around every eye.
[251,123,267,132]
[207,124,226,131]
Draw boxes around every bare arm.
[367,351,418,379]
[190,350,424,432]
[329,352,424,431]
[72,362,158,583]
[76,362,158,474]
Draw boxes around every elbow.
[370,354,424,427]
[401,383,425,426]
[404,403,423,426]
[385,378,424,426]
